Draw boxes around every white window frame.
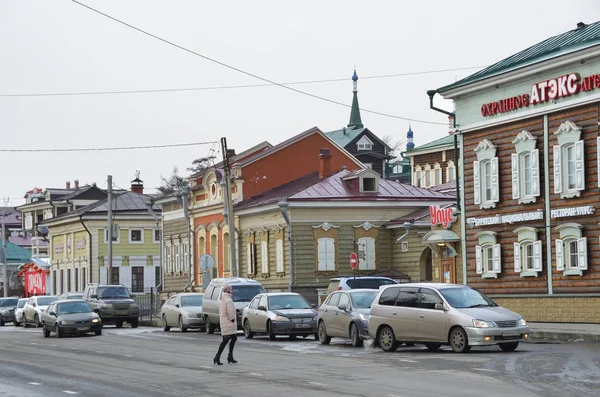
[129,228,144,244]
[414,166,423,188]
[511,130,540,204]
[513,227,542,277]
[356,136,373,151]
[475,231,501,279]
[364,163,373,169]
[175,244,181,272]
[474,139,499,209]
[276,239,284,273]
[446,160,456,182]
[246,242,254,274]
[183,243,189,271]
[153,229,161,244]
[103,228,120,244]
[317,237,336,272]
[261,240,269,274]
[424,164,431,188]
[553,121,585,199]
[165,244,172,272]
[433,163,442,186]
[555,223,587,276]
[357,236,376,270]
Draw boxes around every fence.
[131,287,163,321]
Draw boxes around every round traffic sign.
[349,252,358,270]
[199,254,215,271]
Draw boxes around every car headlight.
[274,315,290,321]
[184,311,195,318]
[472,319,495,328]
[91,318,101,323]
[359,313,370,322]
[0,310,8,315]
[519,318,527,326]
[61,321,75,325]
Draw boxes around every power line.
[70,0,448,126]
[0,66,484,98]
[0,141,217,153]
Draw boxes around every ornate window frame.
[475,231,501,279]
[511,130,540,204]
[513,227,542,277]
[555,223,587,276]
[474,139,499,209]
[553,121,585,199]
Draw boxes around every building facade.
[437,21,600,322]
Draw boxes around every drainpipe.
[395,222,413,243]
[278,200,293,292]
[79,215,92,286]
[145,200,163,291]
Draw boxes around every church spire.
[347,69,364,129]
[406,123,415,151]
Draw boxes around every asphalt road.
[1,325,599,397]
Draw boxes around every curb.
[528,331,600,343]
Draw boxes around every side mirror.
[175,304,180,308]
[337,304,347,311]
[90,294,97,299]
[434,303,445,311]
[32,303,37,307]
[93,308,99,313]
[49,311,56,316]
[311,304,316,309]
[258,305,266,311]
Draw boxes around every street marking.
[63,391,78,394]
[30,342,38,345]
[123,354,133,358]
[29,382,42,386]
[397,359,418,363]
[199,365,211,369]
[309,382,325,386]
[248,372,263,377]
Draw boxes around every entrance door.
[440,246,456,284]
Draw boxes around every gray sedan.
[160,293,205,332]
[242,292,318,340]
[317,289,378,347]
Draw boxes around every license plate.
[294,323,309,328]
[77,327,90,332]
[502,330,519,337]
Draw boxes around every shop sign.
[467,210,543,227]
[430,205,456,229]
[75,238,86,250]
[54,244,64,253]
[551,205,595,219]
[481,72,600,117]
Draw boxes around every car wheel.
[425,343,442,352]
[130,318,139,329]
[449,327,471,353]
[378,326,399,352]
[267,321,276,341]
[289,335,297,340]
[34,315,41,328]
[499,342,519,352]
[206,319,216,335]
[178,316,187,333]
[243,320,254,339]
[14,320,21,327]
[22,316,28,328]
[162,315,171,332]
[317,321,331,345]
[0,316,4,326]
[56,326,63,339]
[350,323,363,347]
[95,329,102,336]
[43,325,50,338]
[116,321,123,329]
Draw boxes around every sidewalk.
[528,322,600,343]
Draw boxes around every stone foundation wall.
[492,296,600,323]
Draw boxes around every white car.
[160,293,205,332]
[14,298,28,327]
[23,296,59,328]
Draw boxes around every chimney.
[576,21,586,29]
[319,148,332,179]
[66,181,70,189]
[130,171,144,194]
[74,179,79,189]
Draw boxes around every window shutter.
[366,237,376,270]
[577,237,588,271]
[276,239,284,273]
[317,238,326,271]
[533,240,542,271]
[555,239,564,271]
[473,161,481,205]
[326,239,336,271]
[553,145,562,194]
[597,137,600,188]
[511,153,520,200]
[261,241,269,274]
[247,243,253,274]
[491,157,499,203]
[358,237,366,270]
[492,244,501,273]
[574,140,585,191]
[531,149,540,197]
[513,242,521,273]
[475,245,483,274]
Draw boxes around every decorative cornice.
[271,224,285,232]
[243,229,254,237]
[474,139,496,153]
[554,120,581,137]
[312,221,340,231]
[353,221,379,231]
[511,130,536,144]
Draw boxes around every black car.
[83,284,140,328]
[0,297,20,326]
[41,300,103,338]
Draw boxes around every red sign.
[18,263,50,298]
[430,205,456,229]
[349,252,358,270]
[480,72,600,117]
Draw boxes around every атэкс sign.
[480,72,600,117]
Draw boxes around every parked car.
[14,298,28,326]
[41,299,102,338]
[59,292,84,300]
[368,283,530,353]
[23,296,59,327]
[317,289,378,347]
[202,278,265,334]
[0,297,20,326]
[160,293,205,332]
[83,284,140,328]
[242,292,318,340]
[326,276,398,295]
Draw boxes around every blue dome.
[406,142,415,149]
[352,70,358,81]
[407,127,414,138]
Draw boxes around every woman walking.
[213,284,238,365]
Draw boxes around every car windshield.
[66,294,84,300]
[0,299,19,307]
[350,291,378,308]
[37,297,58,306]
[97,287,130,299]
[57,301,93,315]
[181,295,203,307]
[268,295,311,310]
[438,287,497,309]
[17,300,27,308]
[346,278,396,289]
[231,286,265,302]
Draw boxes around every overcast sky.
[1,0,599,206]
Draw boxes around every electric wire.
[70,0,449,126]
[0,141,217,153]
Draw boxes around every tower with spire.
[347,69,364,129]
[406,124,415,151]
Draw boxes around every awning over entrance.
[421,230,460,257]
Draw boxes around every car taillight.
[337,286,342,290]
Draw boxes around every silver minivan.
[202,277,265,333]
[368,283,530,353]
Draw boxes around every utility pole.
[107,175,113,284]
[1,210,7,297]
[221,137,237,277]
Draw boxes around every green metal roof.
[407,134,455,153]
[2,241,32,263]
[438,21,600,93]
[325,126,365,147]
